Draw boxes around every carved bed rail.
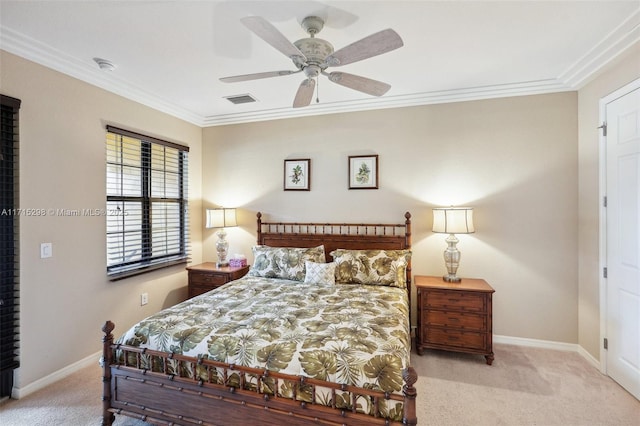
[257,220,409,238]
[257,212,412,241]
[102,321,418,426]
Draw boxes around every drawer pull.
[447,336,460,341]
[448,317,460,322]
[447,298,459,302]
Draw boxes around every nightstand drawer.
[186,263,251,300]
[190,272,227,286]
[189,284,217,298]
[424,310,486,330]
[424,328,486,351]
[425,290,485,312]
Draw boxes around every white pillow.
[304,261,336,285]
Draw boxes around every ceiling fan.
[220,16,404,108]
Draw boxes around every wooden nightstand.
[415,275,495,365]
[186,263,250,298]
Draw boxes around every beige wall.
[577,44,640,360]
[1,51,203,390]
[4,37,635,392]
[202,91,579,343]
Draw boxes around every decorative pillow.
[304,261,336,285]
[249,245,325,281]
[330,249,411,288]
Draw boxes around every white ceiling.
[1,1,639,127]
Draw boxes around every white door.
[604,80,640,400]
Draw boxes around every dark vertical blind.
[0,94,20,398]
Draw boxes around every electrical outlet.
[140,293,148,306]
[40,242,52,258]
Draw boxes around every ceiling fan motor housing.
[294,38,334,75]
[294,16,334,78]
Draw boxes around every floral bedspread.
[118,276,410,402]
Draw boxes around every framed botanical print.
[284,159,310,191]
[348,155,378,189]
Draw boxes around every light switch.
[40,242,52,259]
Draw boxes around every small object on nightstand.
[229,254,247,268]
[186,262,250,298]
[415,275,494,365]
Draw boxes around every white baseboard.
[494,334,578,351]
[576,344,601,370]
[494,334,600,369]
[11,350,101,399]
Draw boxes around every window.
[106,126,189,279]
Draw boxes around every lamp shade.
[206,208,237,229]
[432,207,475,234]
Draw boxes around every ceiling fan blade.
[220,70,299,83]
[293,79,315,108]
[241,16,306,61]
[325,29,403,67]
[326,72,391,96]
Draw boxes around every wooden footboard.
[102,321,417,426]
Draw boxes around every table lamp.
[432,207,475,282]
[206,208,237,267]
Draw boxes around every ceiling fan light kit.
[220,15,403,108]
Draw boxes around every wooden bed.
[102,212,417,426]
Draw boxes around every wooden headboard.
[256,211,413,306]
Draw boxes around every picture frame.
[348,155,378,189]
[284,159,310,191]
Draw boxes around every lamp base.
[215,228,229,269]
[442,233,462,283]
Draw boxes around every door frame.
[598,77,640,374]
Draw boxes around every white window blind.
[106,126,189,279]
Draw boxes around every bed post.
[256,211,262,244]
[102,321,115,426]
[404,212,413,324]
[404,211,412,285]
[402,366,418,425]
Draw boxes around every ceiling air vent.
[224,94,257,105]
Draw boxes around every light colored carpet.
[413,345,638,425]
[0,343,637,425]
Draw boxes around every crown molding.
[0,27,203,126]
[2,10,637,128]
[201,78,571,126]
[559,9,640,88]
